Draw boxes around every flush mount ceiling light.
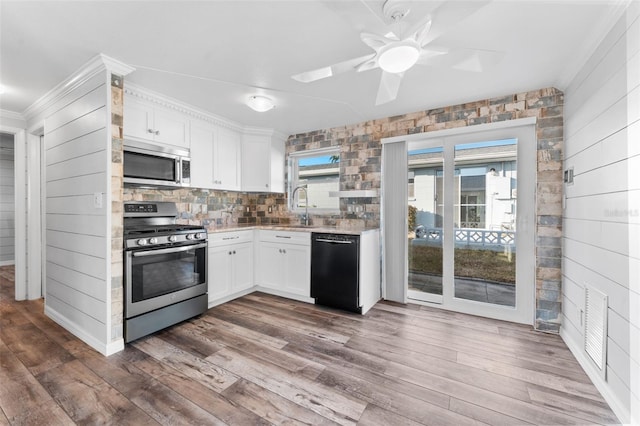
[377,40,421,73]
[247,95,274,112]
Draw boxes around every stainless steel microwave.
[123,140,191,188]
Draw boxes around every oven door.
[125,242,207,318]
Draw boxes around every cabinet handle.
[228,251,232,255]
[233,250,236,254]
[222,236,239,240]
[155,130,160,136]
[276,235,291,239]
[265,184,269,188]
[147,129,154,134]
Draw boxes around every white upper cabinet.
[190,120,241,191]
[216,126,241,191]
[241,131,285,193]
[190,120,215,189]
[123,95,189,149]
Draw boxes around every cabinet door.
[154,108,189,148]
[257,242,283,290]
[242,135,271,192]
[123,99,154,141]
[283,244,311,297]
[208,245,232,302]
[190,121,216,188]
[232,242,253,292]
[216,127,241,191]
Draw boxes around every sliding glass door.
[453,140,517,307]
[405,124,534,324]
[408,145,444,303]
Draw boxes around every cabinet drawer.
[209,229,254,246]
[258,229,310,245]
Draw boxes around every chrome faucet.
[292,184,309,226]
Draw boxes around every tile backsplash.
[122,187,358,229]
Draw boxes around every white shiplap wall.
[0,133,15,265]
[43,71,112,352]
[561,2,639,424]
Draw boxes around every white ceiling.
[0,0,627,136]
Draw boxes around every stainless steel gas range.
[123,201,207,343]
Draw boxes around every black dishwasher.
[311,233,361,313]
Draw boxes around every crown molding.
[0,109,25,124]
[124,82,244,132]
[242,126,287,141]
[23,53,135,122]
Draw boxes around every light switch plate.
[93,192,103,209]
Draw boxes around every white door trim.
[1,125,27,300]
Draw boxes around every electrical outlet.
[268,206,272,213]
[246,206,250,213]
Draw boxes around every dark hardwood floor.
[0,265,618,425]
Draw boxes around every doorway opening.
[0,132,15,267]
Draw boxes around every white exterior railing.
[416,227,516,251]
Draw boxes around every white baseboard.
[45,304,112,356]
[560,326,629,424]
[208,288,255,309]
[105,339,125,356]
[254,286,314,304]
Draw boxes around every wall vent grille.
[584,284,608,378]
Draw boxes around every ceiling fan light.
[247,95,274,112]
[378,43,420,73]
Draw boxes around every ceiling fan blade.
[419,47,504,72]
[291,54,375,83]
[356,57,379,73]
[416,47,450,64]
[413,18,433,46]
[375,71,404,105]
[361,32,390,51]
[409,0,490,46]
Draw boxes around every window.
[289,148,340,212]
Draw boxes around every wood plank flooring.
[0,265,619,425]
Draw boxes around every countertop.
[207,225,379,236]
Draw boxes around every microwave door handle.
[132,243,208,257]
[176,158,181,184]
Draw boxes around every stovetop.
[123,201,207,249]
[124,224,205,237]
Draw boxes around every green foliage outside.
[408,205,417,233]
[408,242,516,284]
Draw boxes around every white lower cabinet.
[208,230,254,306]
[256,230,311,299]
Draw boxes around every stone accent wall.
[110,74,124,342]
[286,87,564,332]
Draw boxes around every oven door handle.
[132,243,207,257]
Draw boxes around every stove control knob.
[168,235,178,243]
[186,234,194,240]
[137,239,148,246]
[195,233,205,240]
[149,237,158,245]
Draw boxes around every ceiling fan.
[291,0,502,106]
